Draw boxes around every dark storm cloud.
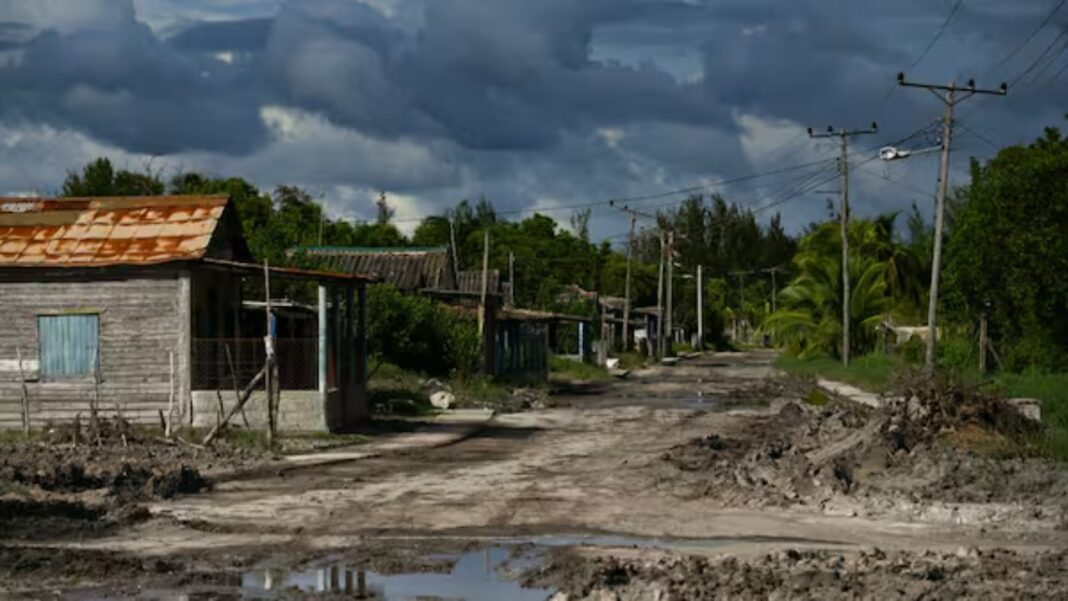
[0,0,1065,232]
[0,3,268,154]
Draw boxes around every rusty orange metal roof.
[0,195,230,267]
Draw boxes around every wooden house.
[0,196,372,432]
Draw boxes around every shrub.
[367,285,481,377]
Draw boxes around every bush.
[937,335,975,373]
[367,285,481,377]
[900,335,925,364]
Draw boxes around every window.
[38,314,100,379]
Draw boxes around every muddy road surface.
[4,351,1068,599]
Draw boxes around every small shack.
[0,196,372,432]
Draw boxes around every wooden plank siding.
[0,272,190,428]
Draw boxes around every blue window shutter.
[38,314,100,379]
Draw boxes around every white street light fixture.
[879,144,941,162]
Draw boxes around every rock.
[429,391,455,410]
[1007,398,1042,422]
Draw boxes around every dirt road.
[5,351,1068,599]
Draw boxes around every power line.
[910,0,966,68]
[988,0,1067,74]
[1010,27,1068,86]
[954,119,1002,151]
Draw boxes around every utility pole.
[665,229,675,357]
[696,264,703,350]
[808,122,877,367]
[656,233,666,358]
[729,270,751,343]
[508,251,515,307]
[478,230,490,336]
[622,214,636,351]
[610,202,661,356]
[762,266,782,314]
[448,211,461,281]
[897,73,1007,369]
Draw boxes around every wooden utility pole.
[656,232,666,358]
[696,265,703,350]
[897,73,1007,369]
[622,214,636,351]
[808,122,877,367]
[448,211,461,280]
[508,251,515,307]
[665,229,675,356]
[729,270,755,343]
[478,230,490,336]
[762,266,782,314]
[609,202,664,357]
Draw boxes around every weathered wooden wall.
[0,269,190,428]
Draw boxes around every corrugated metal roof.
[300,246,453,291]
[0,195,230,267]
[457,269,499,295]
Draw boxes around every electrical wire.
[910,0,966,69]
[988,0,1068,74]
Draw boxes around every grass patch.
[803,388,829,407]
[987,372,1068,461]
[617,351,649,371]
[549,355,611,382]
[775,353,903,393]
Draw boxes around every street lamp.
[879,144,941,162]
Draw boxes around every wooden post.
[622,214,636,352]
[224,344,249,428]
[508,251,515,307]
[356,283,368,420]
[979,311,988,374]
[264,259,274,448]
[479,230,490,336]
[655,233,665,359]
[166,350,175,438]
[15,347,29,436]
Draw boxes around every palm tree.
[765,217,920,358]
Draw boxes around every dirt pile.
[884,372,1043,453]
[0,429,264,540]
[662,377,1068,523]
[662,399,875,507]
[533,547,1068,600]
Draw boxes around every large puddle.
[242,546,549,600]
[48,534,833,600]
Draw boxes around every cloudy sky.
[0,0,1063,240]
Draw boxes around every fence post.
[16,347,30,436]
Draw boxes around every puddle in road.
[47,535,837,600]
[242,547,549,600]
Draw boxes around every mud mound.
[662,400,875,507]
[1,450,208,501]
[885,372,1042,453]
[534,547,1068,600]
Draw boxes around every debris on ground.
[530,547,1068,600]
[661,374,1068,526]
[0,421,265,540]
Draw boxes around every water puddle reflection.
[242,547,549,600]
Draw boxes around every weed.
[549,356,610,382]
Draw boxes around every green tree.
[62,158,165,196]
[943,125,1068,371]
